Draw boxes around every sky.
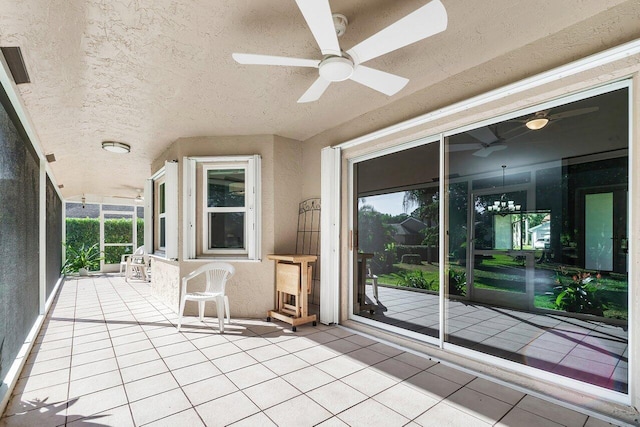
[359,191,417,216]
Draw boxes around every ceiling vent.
[1,47,30,84]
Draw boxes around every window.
[147,161,178,259]
[185,155,260,260]
[203,166,246,254]
[155,178,166,252]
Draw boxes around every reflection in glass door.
[352,140,441,340]
[444,85,629,393]
[468,189,531,310]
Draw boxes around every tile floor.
[362,284,628,392]
[0,275,625,426]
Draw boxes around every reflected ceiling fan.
[232,0,448,103]
[449,105,600,157]
[513,106,599,130]
[447,126,510,158]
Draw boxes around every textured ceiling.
[0,0,638,201]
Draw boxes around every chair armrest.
[182,266,205,292]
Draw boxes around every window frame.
[184,155,261,261]
[155,176,166,253]
[201,162,249,256]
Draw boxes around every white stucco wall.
[150,135,303,319]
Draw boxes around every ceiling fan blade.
[346,0,447,65]
[232,53,319,68]
[297,77,331,103]
[467,127,498,144]
[446,143,482,152]
[349,66,409,96]
[295,0,341,56]
[473,144,507,158]
[549,106,599,120]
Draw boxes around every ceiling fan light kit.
[319,56,354,81]
[525,116,550,130]
[232,0,448,102]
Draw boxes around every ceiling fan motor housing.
[319,56,354,82]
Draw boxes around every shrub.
[65,218,144,264]
[448,270,467,296]
[391,270,436,290]
[553,270,605,316]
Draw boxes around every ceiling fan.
[112,190,144,203]
[232,0,448,103]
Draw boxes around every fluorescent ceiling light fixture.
[525,117,549,130]
[101,141,130,154]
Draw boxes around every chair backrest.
[130,246,147,264]
[202,262,235,294]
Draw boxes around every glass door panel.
[445,86,629,393]
[353,141,441,340]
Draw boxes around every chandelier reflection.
[488,165,521,216]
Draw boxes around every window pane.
[102,204,134,211]
[159,183,166,214]
[445,87,629,393]
[207,169,245,208]
[160,217,166,248]
[354,141,441,339]
[208,212,245,249]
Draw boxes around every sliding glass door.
[351,83,630,394]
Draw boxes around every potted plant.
[62,243,103,276]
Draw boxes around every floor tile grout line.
[6,275,624,427]
[63,277,80,426]
[107,276,212,426]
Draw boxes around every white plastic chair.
[125,246,148,282]
[176,262,234,333]
[367,267,379,301]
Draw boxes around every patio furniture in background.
[367,267,379,301]
[176,262,235,333]
[124,246,149,281]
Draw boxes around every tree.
[358,204,398,273]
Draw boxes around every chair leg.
[215,297,224,333]
[224,296,230,324]
[198,301,205,322]
[177,297,187,332]
[373,276,379,300]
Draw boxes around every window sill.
[183,258,262,263]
